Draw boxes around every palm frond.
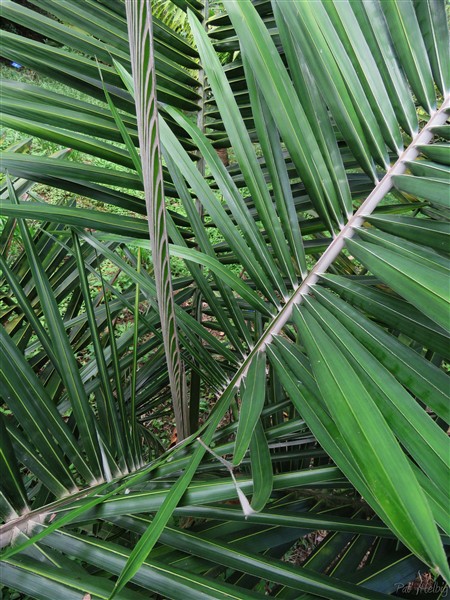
[1,0,449,596]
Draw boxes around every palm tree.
[0,0,449,597]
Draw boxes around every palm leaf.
[126,0,188,441]
[1,0,449,596]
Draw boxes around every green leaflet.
[72,231,128,474]
[39,528,264,600]
[302,293,450,499]
[188,10,295,289]
[293,305,449,578]
[1,80,138,142]
[0,416,29,516]
[303,0,392,162]
[407,158,449,180]
[226,1,346,229]
[0,328,88,491]
[249,420,273,512]
[346,237,449,331]
[158,116,282,307]
[268,338,385,518]
[233,351,267,465]
[273,3,352,220]
[430,125,450,140]
[170,245,274,318]
[356,227,449,273]
[0,112,135,169]
[321,274,450,358]
[164,103,295,291]
[275,0,378,180]
[313,285,449,421]
[6,178,104,480]
[381,0,436,114]
[0,202,150,239]
[393,174,450,209]
[0,153,143,190]
[417,143,450,165]
[243,58,309,275]
[348,0,418,136]
[413,0,450,97]
[98,69,142,178]
[366,214,450,253]
[2,555,147,600]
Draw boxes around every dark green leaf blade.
[0,415,29,516]
[346,237,449,330]
[293,305,448,578]
[233,351,266,465]
[249,420,273,512]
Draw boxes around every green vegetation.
[0,0,449,598]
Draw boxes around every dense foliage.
[0,0,449,598]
